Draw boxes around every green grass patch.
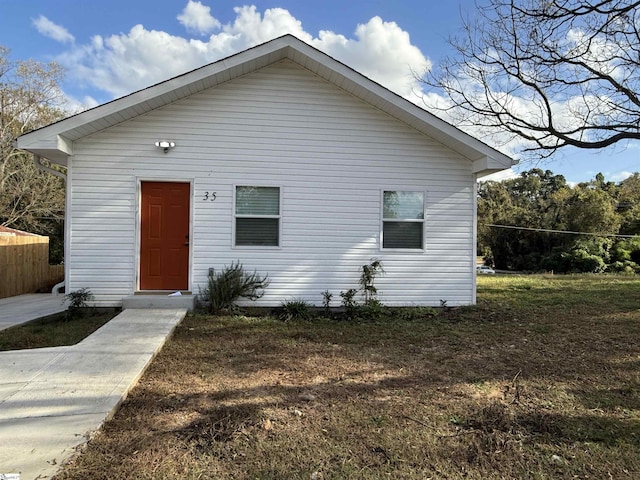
[0,308,120,351]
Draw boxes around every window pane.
[383,221,423,249]
[236,186,280,215]
[236,218,279,246]
[383,191,424,219]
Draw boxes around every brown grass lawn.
[55,275,640,479]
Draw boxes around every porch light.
[154,140,176,153]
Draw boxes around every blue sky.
[0,0,637,184]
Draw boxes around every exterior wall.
[68,60,476,307]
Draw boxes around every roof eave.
[16,134,72,165]
[472,155,518,178]
[16,35,515,173]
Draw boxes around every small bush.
[339,288,359,317]
[199,262,269,314]
[360,258,384,304]
[65,288,94,319]
[279,298,312,321]
[567,249,607,273]
[321,290,333,316]
[358,298,387,320]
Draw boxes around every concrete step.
[122,294,195,310]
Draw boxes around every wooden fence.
[0,234,64,299]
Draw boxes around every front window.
[382,190,424,249]
[235,186,280,246]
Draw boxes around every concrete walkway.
[0,308,187,479]
[0,294,68,331]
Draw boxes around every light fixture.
[154,140,176,153]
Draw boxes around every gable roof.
[17,34,515,176]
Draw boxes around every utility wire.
[482,223,637,238]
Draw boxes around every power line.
[482,223,637,238]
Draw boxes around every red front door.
[140,182,190,290]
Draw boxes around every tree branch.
[422,0,640,158]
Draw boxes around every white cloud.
[478,168,520,182]
[313,16,430,100]
[62,94,100,115]
[223,6,312,47]
[60,26,216,97]
[177,0,221,35]
[608,170,633,182]
[53,4,431,105]
[33,15,74,44]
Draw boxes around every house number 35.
[203,191,217,201]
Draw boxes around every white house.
[17,35,515,309]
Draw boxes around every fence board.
[0,235,64,298]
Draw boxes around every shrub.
[199,262,269,314]
[542,248,607,273]
[64,287,94,319]
[358,298,387,320]
[332,260,388,320]
[567,249,607,273]
[607,260,640,274]
[321,290,333,316]
[339,288,359,317]
[360,258,384,304]
[279,298,312,321]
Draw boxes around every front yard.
[55,275,640,479]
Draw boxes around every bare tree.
[424,0,640,157]
[0,46,66,236]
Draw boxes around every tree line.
[478,169,640,273]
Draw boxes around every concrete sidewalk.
[0,294,67,331]
[0,308,187,479]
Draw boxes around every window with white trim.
[382,190,424,249]
[235,186,280,246]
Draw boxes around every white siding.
[68,60,476,307]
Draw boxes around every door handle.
[185,234,189,246]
